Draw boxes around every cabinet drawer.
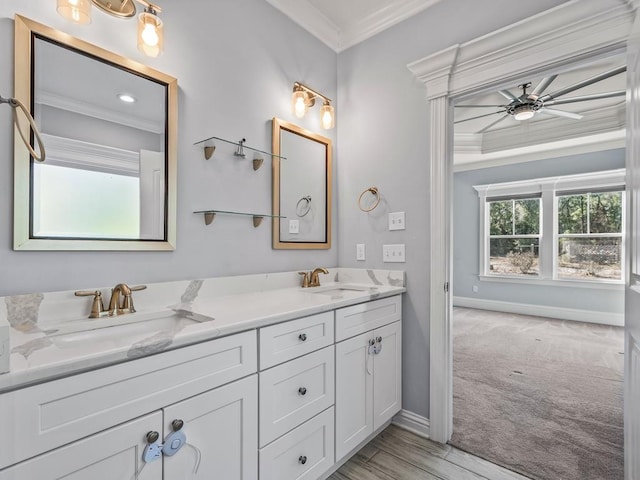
[259,407,334,480]
[0,330,256,469]
[335,295,401,341]
[259,311,334,369]
[259,346,334,447]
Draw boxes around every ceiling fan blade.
[539,65,626,102]
[544,90,625,106]
[454,104,507,108]
[498,90,520,102]
[530,75,558,97]
[539,108,584,120]
[478,114,511,133]
[454,110,506,124]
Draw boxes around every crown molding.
[266,0,441,52]
[41,133,140,176]
[36,90,164,134]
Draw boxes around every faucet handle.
[74,290,107,318]
[130,285,147,292]
[298,272,311,288]
[122,285,147,313]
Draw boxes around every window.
[557,190,623,281]
[475,169,625,285]
[488,197,540,276]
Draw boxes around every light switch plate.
[288,219,299,234]
[0,324,9,374]
[388,212,405,231]
[356,243,366,261]
[383,244,405,263]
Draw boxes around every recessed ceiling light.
[117,93,136,103]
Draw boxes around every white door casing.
[625,2,640,477]
[407,0,636,445]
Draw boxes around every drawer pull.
[299,455,308,465]
[298,387,307,396]
[298,333,308,342]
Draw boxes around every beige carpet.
[451,307,624,480]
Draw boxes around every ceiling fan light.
[513,105,535,121]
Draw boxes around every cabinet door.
[162,375,257,480]
[335,331,373,462]
[373,320,402,430]
[0,412,162,480]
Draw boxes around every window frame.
[474,168,626,286]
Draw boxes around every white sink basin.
[45,313,198,350]
[310,285,373,296]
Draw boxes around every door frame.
[406,0,637,443]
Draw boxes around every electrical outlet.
[288,219,299,234]
[356,243,366,261]
[388,212,406,231]
[383,244,405,263]
[472,285,479,293]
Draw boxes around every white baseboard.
[392,409,430,438]
[453,296,624,327]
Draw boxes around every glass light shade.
[320,103,335,129]
[57,0,92,24]
[138,11,164,58]
[292,90,308,118]
[513,106,535,121]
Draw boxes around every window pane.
[489,200,513,235]
[514,198,540,235]
[489,238,539,276]
[557,237,622,280]
[558,194,588,234]
[589,192,622,233]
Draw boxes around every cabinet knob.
[171,419,184,431]
[369,338,375,346]
[298,387,307,396]
[299,455,308,465]
[146,431,160,444]
[376,336,382,343]
[299,333,308,342]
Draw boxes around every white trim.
[265,0,441,53]
[407,0,635,444]
[41,133,140,176]
[479,275,624,290]
[392,409,430,438]
[453,296,624,327]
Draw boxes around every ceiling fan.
[455,65,627,133]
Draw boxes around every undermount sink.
[45,312,200,350]
[310,285,373,296]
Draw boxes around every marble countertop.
[1,276,405,394]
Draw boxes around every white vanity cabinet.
[258,311,336,480]
[334,297,402,462]
[0,330,258,479]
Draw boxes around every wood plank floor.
[328,424,530,480]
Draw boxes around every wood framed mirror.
[13,15,177,251]
[272,118,332,250]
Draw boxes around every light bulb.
[292,90,308,118]
[320,102,334,129]
[141,23,159,47]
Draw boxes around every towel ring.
[296,195,312,217]
[358,187,380,212]
[1,95,46,162]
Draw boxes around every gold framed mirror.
[272,118,332,250]
[13,15,177,251]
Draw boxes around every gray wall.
[453,149,625,313]
[0,0,337,295]
[336,0,568,418]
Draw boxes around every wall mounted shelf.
[194,209,285,227]
[194,135,286,171]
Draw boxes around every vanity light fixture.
[291,82,335,130]
[56,0,164,58]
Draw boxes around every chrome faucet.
[309,267,329,287]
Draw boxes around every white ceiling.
[265,0,442,52]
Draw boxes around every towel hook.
[296,195,312,217]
